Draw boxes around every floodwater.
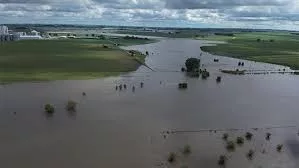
[1,39,299,168]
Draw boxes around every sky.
[0,0,299,30]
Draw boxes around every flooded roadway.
[0,39,299,168]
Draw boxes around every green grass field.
[0,39,150,83]
[115,30,202,38]
[199,32,299,69]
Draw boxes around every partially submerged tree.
[178,83,188,89]
[182,145,191,155]
[167,152,176,163]
[216,76,222,83]
[222,133,229,141]
[266,133,271,141]
[277,144,283,152]
[236,137,244,145]
[185,58,200,72]
[247,150,254,160]
[45,104,55,114]
[66,100,77,112]
[226,141,236,151]
[245,132,253,140]
[218,155,227,166]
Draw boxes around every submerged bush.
[182,145,191,155]
[226,141,236,151]
[277,144,283,152]
[167,152,176,163]
[178,83,188,89]
[222,133,229,141]
[266,133,271,141]
[218,155,227,166]
[245,132,253,140]
[236,137,244,145]
[45,104,55,114]
[66,100,77,112]
[247,150,254,160]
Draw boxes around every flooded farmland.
[0,39,299,168]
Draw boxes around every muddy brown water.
[0,39,299,168]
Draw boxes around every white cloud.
[0,0,298,30]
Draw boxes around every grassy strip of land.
[115,30,202,38]
[199,32,299,69]
[0,38,153,83]
[108,37,158,46]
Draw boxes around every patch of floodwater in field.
[0,39,299,168]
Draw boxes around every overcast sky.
[0,0,298,30]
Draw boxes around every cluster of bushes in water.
[182,58,212,79]
[163,127,286,167]
[218,131,285,166]
[44,100,78,115]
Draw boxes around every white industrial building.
[18,30,42,40]
[0,25,19,42]
[0,25,9,35]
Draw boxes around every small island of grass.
[0,38,155,83]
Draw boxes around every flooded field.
[0,39,299,168]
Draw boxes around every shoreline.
[197,32,299,70]
[0,38,159,84]
[200,45,293,70]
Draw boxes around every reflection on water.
[0,39,299,168]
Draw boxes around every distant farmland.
[200,32,299,69]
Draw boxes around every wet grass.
[200,32,299,69]
[0,39,149,83]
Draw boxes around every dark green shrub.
[245,132,253,140]
[66,100,77,112]
[226,141,235,151]
[247,150,254,160]
[236,137,244,145]
[277,144,283,152]
[266,133,271,141]
[185,58,200,72]
[182,145,191,155]
[167,152,176,163]
[222,133,228,141]
[218,155,227,166]
[45,104,54,114]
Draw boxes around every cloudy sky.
[0,0,299,30]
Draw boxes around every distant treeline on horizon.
[3,24,297,32]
